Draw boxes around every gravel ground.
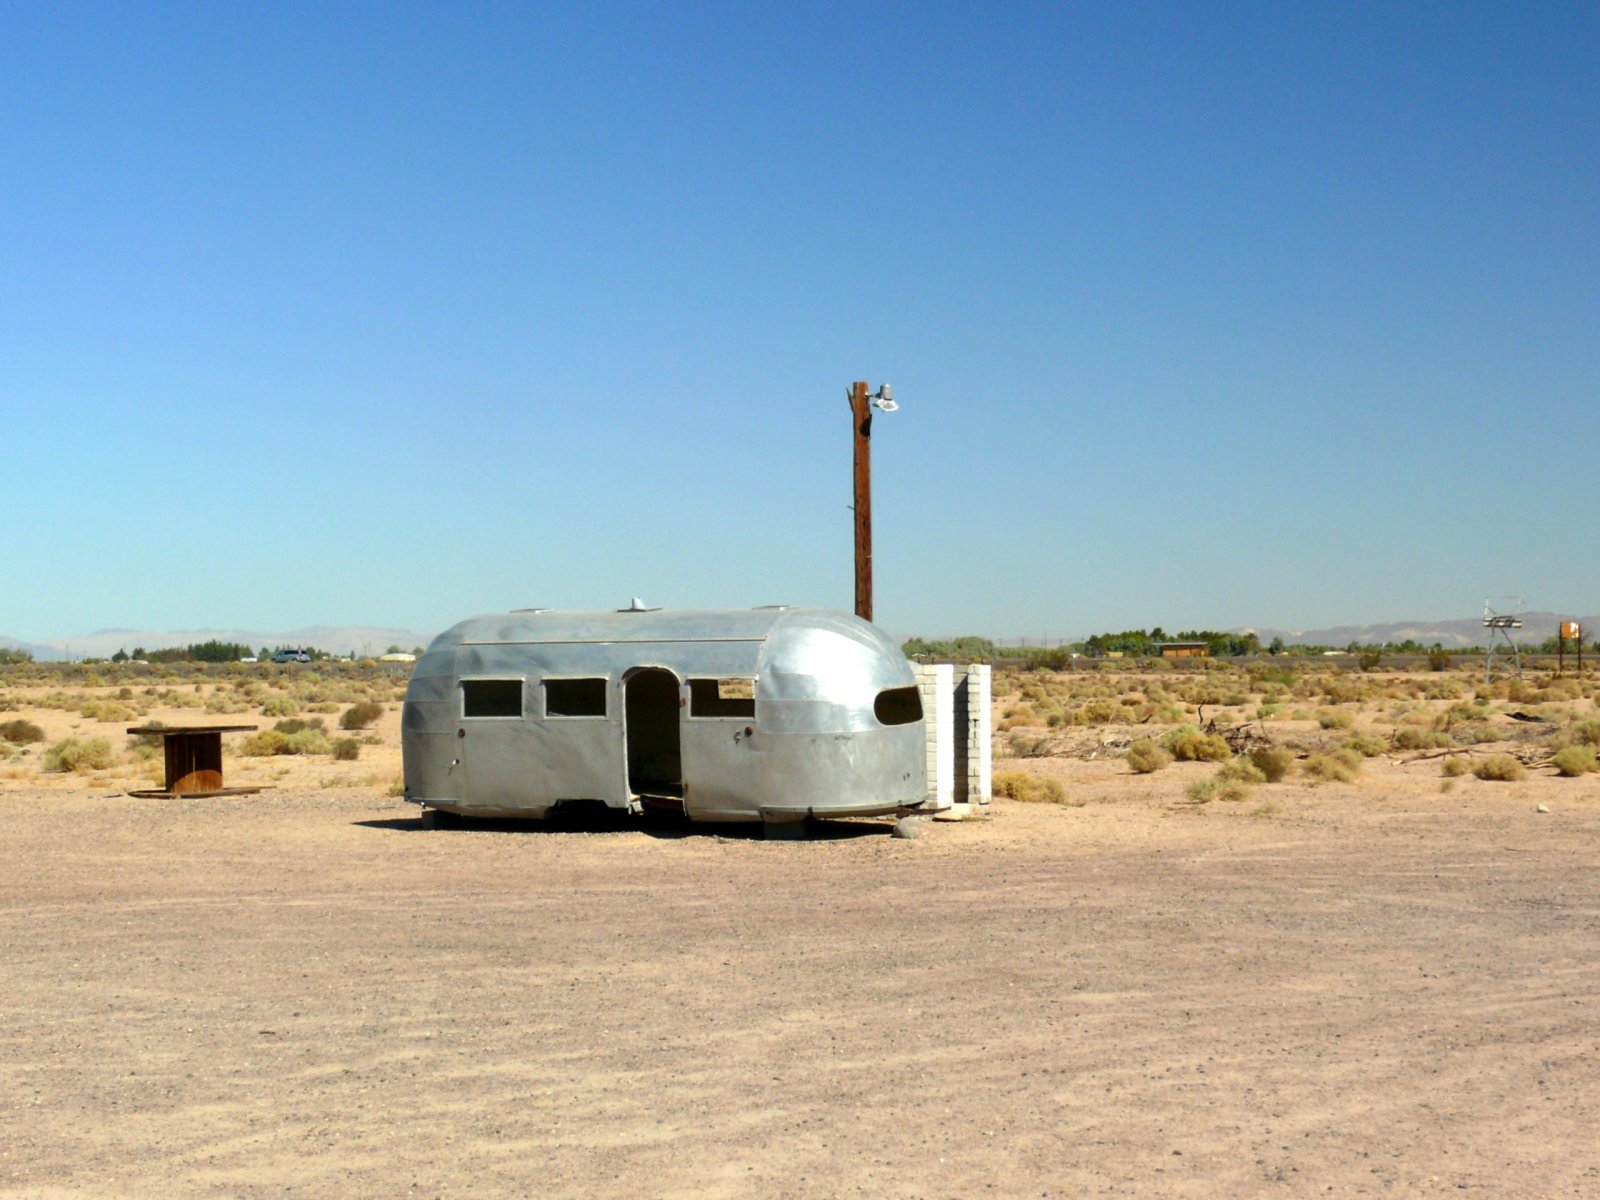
[3,775,1598,1198]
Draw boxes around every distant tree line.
[900,628,1600,664]
[110,640,253,663]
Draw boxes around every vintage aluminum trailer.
[401,605,926,831]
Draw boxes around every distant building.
[1158,642,1210,658]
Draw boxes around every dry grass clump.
[1551,746,1597,777]
[1440,756,1471,777]
[0,719,45,745]
[1125,739,1172,774]
[261,696,300,718]
[1471,754,1526,782]
[1302,747,1362,784]
[1316,707,1354,730]
[1185,773,1253,804]
[993,771,1067,804]
[331,737,361,761]
[43,737,115,773]
[1162,727,1232,762]
[1248,747,1295,782]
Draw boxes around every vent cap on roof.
[511,607,551,613]
[620,597,661,612]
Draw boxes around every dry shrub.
[0,719,45,745]
[1163,728,1231,762]
[1551,746,1596,777]
[286,729,332,756]
[993,771,1067,804]
[340,700,384,731]
[1248,747,1295,782]
[1186,774,1253,803]
[1344,732,1387,757]
[1471,754,1526,782]
[261,696,300,718]
[1218,758,1266,784]
[1316,708,1354,730]
[1440,756,1470,777]
[43,737,114,773]
[1125,739,1172,774]
[331,737,361,761]
[1303,748,1362,784]
[1395,727,1454,751]
[1567,719,1600,747]
[241,730,291,756]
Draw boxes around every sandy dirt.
[4,764,1599,1198]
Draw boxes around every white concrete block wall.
[964,663,992,805]
[912,663,954,811]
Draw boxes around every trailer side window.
[462,678,523,718]
[544,677,608,717]
[874,686,922,726]
[689,678,755,718]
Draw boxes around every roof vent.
[752,604,792,610]
[511,607,551,614]
[620,597,661,612]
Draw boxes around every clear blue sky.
[4,2,1596,640]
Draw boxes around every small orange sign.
[1560,621,1581,640]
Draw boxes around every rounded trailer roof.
[426,607,913,687]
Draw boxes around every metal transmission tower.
[1482,597,1524,683]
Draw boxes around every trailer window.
[874,686,922,726]
[462,678,523,718]
[689,678,755,718]
[545,677,608,717]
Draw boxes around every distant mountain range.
[1236,612,1597,649]
[1,626,434,662]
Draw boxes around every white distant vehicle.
[379,652,417,663]
[240,656,258,664]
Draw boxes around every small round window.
[874,686,922,726]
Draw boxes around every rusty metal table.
[124,724,262,798]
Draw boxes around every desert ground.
[3,659,1599,1197]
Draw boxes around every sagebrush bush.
[0,719,45,745]
[1394,727,1454,751]
[993,771,1067,803]
[43,736,114,773]
[340,700,384,730]
[1186,774,1253,803]
[1316,708,1354,730]
[1344,732,1387,757]
[1125,740,1172,774]
[1303,748,1362,784]
[1440,756,1470,777]
[1567,719,1600,747]
[241,730,291,756]
[1471,754,1526,782]
[1552,746,1596,777]
[1248,747,1295,782]
[285,729,332,756]
[331,737,361,761]
[1163,728,1232,762]
[1218,757,1267,784]
[261,696,300,718]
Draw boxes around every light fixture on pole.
[848,381,898,623]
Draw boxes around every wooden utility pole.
[849,380,873,622]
